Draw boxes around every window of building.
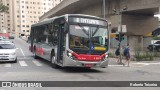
[22,15,25,18]
[22,25,25,27]
[22,1,24,3]
[25,1,28,4]
[23,30,25,32]
[26,25,29,28]
[27,30,30,32]
[17,25,20,27]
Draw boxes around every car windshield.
[69,25,108,54]
[0,44,15,49]
[154,41,160,44]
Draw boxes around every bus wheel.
[33,51,38,59]
[51,55,58,68]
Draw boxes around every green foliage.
[152,36,160,40]
[134,51,154,61]
[0,3,9,13]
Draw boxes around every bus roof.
[32,14,107,27]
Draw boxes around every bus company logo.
[2,82,12,87]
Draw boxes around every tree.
[0,3,9,13]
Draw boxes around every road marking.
[32,60,42,66]
[108,65,123,67]
[132,62,160,65]
[4,64,11,67]
[20,48,25,57]
[19,61,28,66]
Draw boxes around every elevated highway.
[40,0,160,51]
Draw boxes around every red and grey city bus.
[29,14,109,68]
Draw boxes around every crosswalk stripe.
[19,61,28,66]
[4,64,11,67]
[32,60,43,66]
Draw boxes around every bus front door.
[57,24,64,64]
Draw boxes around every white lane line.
[19,61,28,66]
[4,63,11,67]
[108,65,123,67]
[20,48,25,57]
[132,62,160,66]
[32,60,43,66]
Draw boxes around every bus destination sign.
[69,17,107,26]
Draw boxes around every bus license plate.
[84,64,93,67]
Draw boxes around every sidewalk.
[108,57,160,67]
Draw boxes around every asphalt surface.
[0,38,160,90]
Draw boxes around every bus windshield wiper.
[91,25,100,37]
[77,24,89,36]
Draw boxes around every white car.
[0,42,17,63]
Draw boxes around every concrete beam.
[122,14,159,35]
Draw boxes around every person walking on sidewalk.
[123,44,131,67]
[115,47,120,64]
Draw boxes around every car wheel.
[13,58,17,63]
[157,48,160,52]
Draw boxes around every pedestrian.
[115,47,120,64]
[123,44,131,67]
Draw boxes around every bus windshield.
[69,24,108,55]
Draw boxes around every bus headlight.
[67,51,72,57]
[67,51,78,60]
[105,54,108,58]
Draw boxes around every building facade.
[53,0,63,7]
[0,0,63,37]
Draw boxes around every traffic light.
[115,33,125,42]
[115,34,120,41]
[120,34,125,41]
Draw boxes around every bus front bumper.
[63,56,108,68]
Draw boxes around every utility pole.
[103,0,106,19]
[113,6,128,65]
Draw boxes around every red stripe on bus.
[72,52,105,61]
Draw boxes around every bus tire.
[50,55,59,68]
[33,50,38,59]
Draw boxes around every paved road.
[0,38,160,90]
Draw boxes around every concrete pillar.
[128,35,144,54]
